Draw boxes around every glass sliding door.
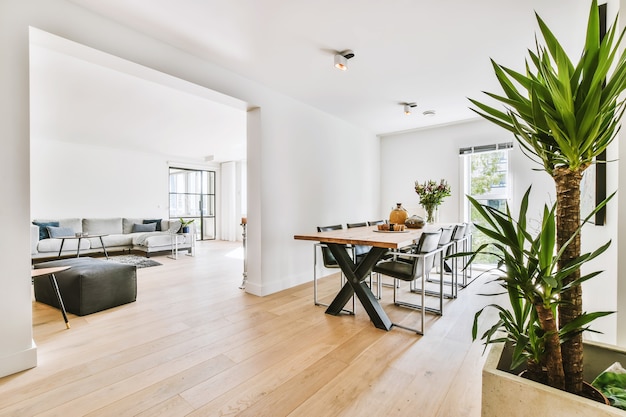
[169,167,216,240]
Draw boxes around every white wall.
[380,118,620,345]
[2,0,379,376]
[253,100,380,295]
[30,138,174,219]
[0,0,37,378]
[380,119,551,222]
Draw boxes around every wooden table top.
[31,266,72,277]
[294,225,426,249]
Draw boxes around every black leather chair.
[314,224,355,313]
[443,223,467,289]
[346,221,370,263]
[373,230,442,333]
[427,226,457,298]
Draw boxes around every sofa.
[31,217,194,259]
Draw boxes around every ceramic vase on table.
[389,203,408,225]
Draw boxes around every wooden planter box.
[482,341,626,416]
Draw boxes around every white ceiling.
[30,29,248,163]
[31,0,590,162]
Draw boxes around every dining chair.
[459,223,474,287]
[426,226,457,298]
[314,224,355,314]
[346,221,369,264]
[443,223,467,290]
[372,230,442,333]
[367,220,386,226]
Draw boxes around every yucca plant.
[469,0,626,394]
[469,187,612,389]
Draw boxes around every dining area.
[294,219,472,335]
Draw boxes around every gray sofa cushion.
[46,226,75,238]
[142,219,162,231]
[37,237,90,252]
[83,218,123,235]
[132,222,157,233]
[132,232,184,248]
[88,234,133,248]
[122,218,143,234]
[33,221,59,240]
[33,218,83,235]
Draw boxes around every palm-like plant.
[469,0,626,394]
[469,187,612,389]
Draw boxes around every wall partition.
[169,167,216,240]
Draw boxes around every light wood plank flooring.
[1,241,501,416]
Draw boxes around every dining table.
[294,225,427,331]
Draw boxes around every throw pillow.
[167,220,182,234]
[132,222,157,233]
[46,226,75,238]
[142,219,162,231]
[33,221,59,240]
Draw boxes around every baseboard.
[0,340,37,378]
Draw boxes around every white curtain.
[220,161,238,241]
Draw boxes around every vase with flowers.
[414,179,451,223]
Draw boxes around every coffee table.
[56,234,109,259]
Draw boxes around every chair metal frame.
[430,223,470,298]
[373,231,444,334]
[313,224,356,314]
[313,243,356,314]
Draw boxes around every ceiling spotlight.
[334,49,355,71]
[422,110,436,117]
[403,103,417,115]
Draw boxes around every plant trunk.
[553,167,584,394]
[535,302,565,389]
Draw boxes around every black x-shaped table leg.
[324,243,393,331]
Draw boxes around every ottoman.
[33,257,137,316]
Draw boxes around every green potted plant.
[469,0,626,396]
[467,187,612,390]
[179,218,194,234]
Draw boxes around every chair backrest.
[452,223,466,241]
[346,222,370,256]
[317,224,343,267]
[438,226,454,246]
[317,224,343,233]
[367,220,386,226]
[347,222,367,228]
[413,231,442,278]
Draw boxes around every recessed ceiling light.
[334,50,355,71]
[422,110,436,117]
[403,103,417,115]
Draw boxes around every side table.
[31,266,72,329]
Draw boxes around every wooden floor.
[0,241,501,416]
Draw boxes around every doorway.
[169,167,216,240]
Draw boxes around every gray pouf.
[33,257,137,316]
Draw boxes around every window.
[169,168,216,240]
[461,143,512,265]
